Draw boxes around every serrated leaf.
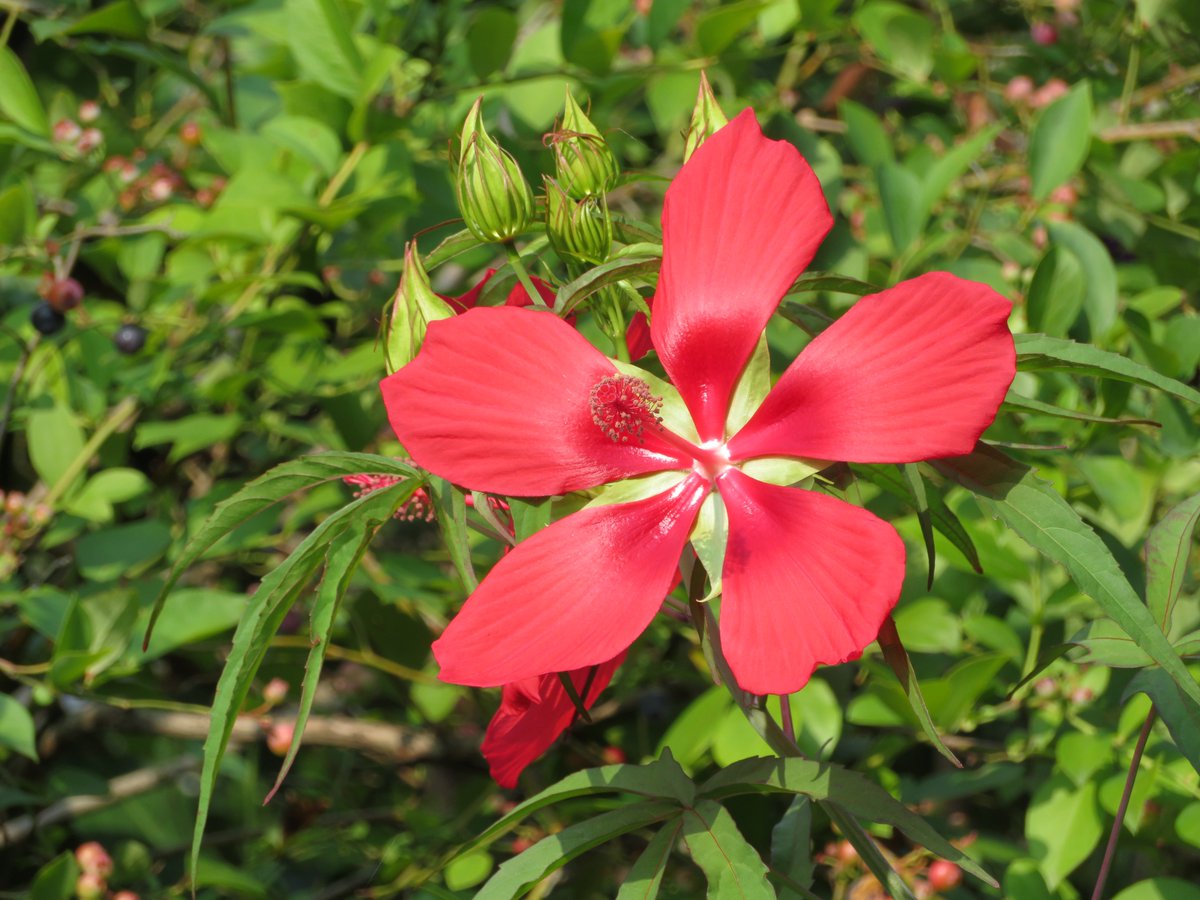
[189,484,408,880]
[699,758,993,885]
[556,256,661,315]
[475,800,681,899]
[617,820,681,900]
[682,799,776,899]
[771,796,815,899]
[877,617,962,767]
[1146,493,1200,636]
[1015,334,1200,405]
[934,444,1200,714]
[146,452,417,647]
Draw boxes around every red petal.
[626,310,652,361]
[506,275,557,308]
[382,307,692,496]
[483,652,625,788]
[728,272,1015,464]
[434,475,708,686]
[716,469,905,695]
[652,110,832,442]
[440,268,498,313]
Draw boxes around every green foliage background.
[2,0,1200,897]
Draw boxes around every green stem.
[0,6,18,47]
[505,243,548,310]
[43,396,139,509]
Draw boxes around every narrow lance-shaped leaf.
[555,255,662,315]
[432,478,477,591]
[1015,334,1200,405]
[902,463,937,588]
[1146,493,1200,635]
[189,484,408,881]
[771,796,817,900]
[146,452,417,647]
[1003,391,1160,428]
[1125,667,1200,775]
[877,616,963,767]
[681,799,777,899]
[616,820,681,900]
[934,444,1200,714]
[475,800,682,900]
[825,805,917,900]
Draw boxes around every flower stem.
[1091,704,1156,900]
[505,243,548,310]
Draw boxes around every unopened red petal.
[716,469,905,695]
[483,652,624,788]
[434,475,707,686]
[506,275,557,308]
[382,307,691,496]
[652,110,832,442]
[729,273,1015,464]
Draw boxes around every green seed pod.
[682,71,729,163]
[547,90,620,200]
[454,97,534,244]
[385,240,455,374]
[545,176,613,265]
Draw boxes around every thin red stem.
[1091,704,1157,900]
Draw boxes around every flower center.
[589,374,664,444]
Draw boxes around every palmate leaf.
[1015,333,1200,405]
[188,483,410,882]
[681,799,776,899]
[615,820,680,900]
[699,758,993,886]
[145,452,418,647]
[474,800,681,899]
[935,444,1200,714]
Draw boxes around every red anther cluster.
[588,374,664,444]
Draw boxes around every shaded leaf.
[1015,334,1200,404]
[616,820,680,900]
[877,616,962,767]
[1125,667,1200,775]
[1146,493,1200,635]
[555,255,661,315]
[682,799,776,899]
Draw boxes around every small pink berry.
[76,128,103,153]
[78,100,101,123]
[179,121,203,146]
[1049,184,1077,205]
[75,841,113,877]
[1070,686,1094,704]
[1031,22,1058,45]
[927,860,962,892]
[511,836,534,853]
[75,872,106,900]
[1031,78,1070,109]
[263,678,289,705]
[112,893,141,900]
[600,746,626,765]
[146,177,174,201]
[1004,75,1035,104]
[266,722,295,756]
[53,119,82,143]
[1035,677,1056,697]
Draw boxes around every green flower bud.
[545,176,613,265]
[682,71,729,163]
[454,97,534,243]
[547,90,620,200]
[385,241,454,374]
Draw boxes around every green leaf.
[1002,391,1160,428]
[431,478,478,591]
[1146,493,1200,636]
[468,7,519,78]
[681,799,776,899]
[1029,81,1093,201]
[876,617,963,767]
[658,686,732,771]
[1112,879,1200,900]
[788,272,879,297]
[76,520,171,581]
[262,114,342,176]
[690,492,728,602]
[29,852,80,900]
[616,820,680,900]
[0,46,50,136]
[1015,333,1200,405]
[919,127,1000,217]
[444,850,495,891]
[475,800,681,899]
[1025,774,1104,890]
[1176,802,1200,849]
[146,452,416,647]
[66,468,151,522]
[825,806,917,899]
[902,463,936,586]
[284,0,364,99]
[1044,220,1119,336]
[695,0,770,56]
[1026,247,1085,337]
[878,162,925,253]
[188,484,408,882]
[771,796,815,899]
[465,751,696,855]
[1125,667,1200,775]
[562,0,631,73]
[726,333,771,435]
[0,181,33,245]
[265,519,384,802]
[699,758,993,885]
[838,100,893,168]
[854,1,934,82]
[934,444,1200,714]
[555,256,661,315]
[0,693,38,761]
[135,413,243,462]
[33,0,148,38]
[26,404,86,490]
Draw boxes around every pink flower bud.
[263,678,289,705]
[1004,75,1035,104]
[1031,22,1058,45]
[78,101,101,123]
[75,841,113,877]
[75,872,106,900]
[266,722,295,756]
[112,893,142,900]
[76,128,103,153]
[179,121,203,146]
[1031,78,1070,109]
[600,746,626,765]
[54,119,82,143]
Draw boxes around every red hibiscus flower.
[380,110,1015,695]
[483,652,624,788]
[440,268,556,314]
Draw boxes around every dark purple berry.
[31,302,65,335]
[113,323,147,354]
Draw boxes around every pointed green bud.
[547,90,620,200]
[682,71,729,163]
[545,176,613,265]
[384,241,454,374]
[454,97,534,244]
